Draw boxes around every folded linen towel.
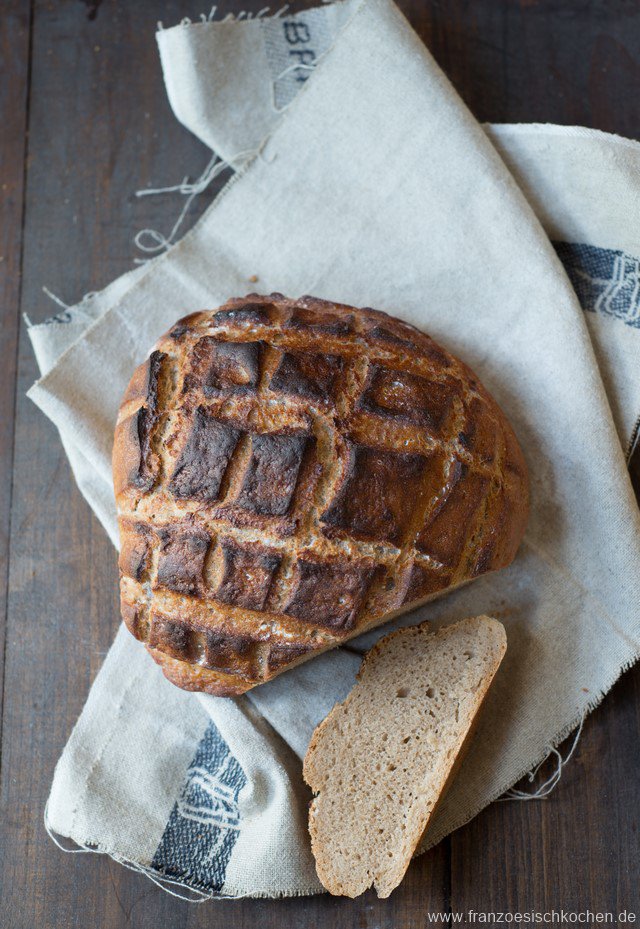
[28,0,640,898]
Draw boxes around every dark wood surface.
[1,1,639,927]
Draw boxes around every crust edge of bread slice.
[303,615,507,898]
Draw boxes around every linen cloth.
[28,0,640,898]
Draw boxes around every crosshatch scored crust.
[112,293,529,696]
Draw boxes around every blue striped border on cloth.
[554,242,640,328]
[151,722,247,894]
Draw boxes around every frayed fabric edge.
[36,0,366,332]
[46,643,638,903]
[29,287,99,330]
[421,641,640,854]
[497,717,584,802]
[157,4,291,31]
[41,698,604,902]
[44,800,323,901]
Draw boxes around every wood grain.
[0,1,639,927]
[0,0,31,763]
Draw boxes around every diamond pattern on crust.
[168,408,241,502]
[114,293,529,695]
[155,523,211,597]
[234,431,311,517]
[269,350,343,404]
[283,557,376,632]
[213,538,281,612]
[320,442,429,547]
[184,337,263,397]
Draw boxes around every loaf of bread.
[113,294,528,696]
[303,616,507,898]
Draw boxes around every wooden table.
[2,2,639,926]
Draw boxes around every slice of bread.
[303,616,507,898]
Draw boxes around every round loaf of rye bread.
[113,294,529,696]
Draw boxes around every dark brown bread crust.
[113,293,529,696]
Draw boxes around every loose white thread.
[159,5,284,30]
[133,154,229,261]
[42,286,71,311]
[271,61,316,112]
[225,4,289,21]
[40,285,98,325]
[44,801,213,902]
[498,717,584,802]
[133,147,262,262]
[274,61,316,81]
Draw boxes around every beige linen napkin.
[29,0,640,898]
